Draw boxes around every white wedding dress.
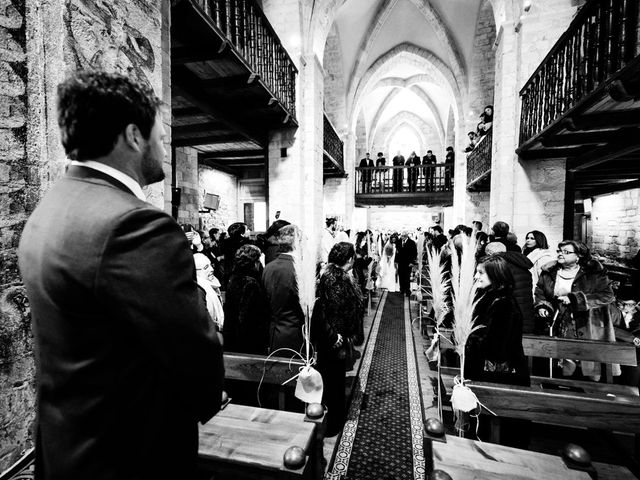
[377,248,399,292]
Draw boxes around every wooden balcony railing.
[323,114,344,173]
[466,129,492,189]
[519,0,639,146]
[194,0,297,117]
[355,164,453,195]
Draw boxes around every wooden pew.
[223,352,305,410]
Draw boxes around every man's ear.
[123,124,144,152]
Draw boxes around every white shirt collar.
[70,160,146,201]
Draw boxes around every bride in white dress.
[377,242,399,292]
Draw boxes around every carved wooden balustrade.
[323,114,345,176]
[466,129,492,191]
[519,0,639,146]
[194,0,297,117]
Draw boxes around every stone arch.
[486,0,516,27]
[310,0,347,59]
[323,23,347,131]
[345,0,466,116]
[368,86,444,148]
[379,121,427,157]
[375,111,442,155]
[349,43,461,132]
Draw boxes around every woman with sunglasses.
[534,240,617,380]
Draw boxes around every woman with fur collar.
[534,240,618,380]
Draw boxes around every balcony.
[171,0,298,173]
[466,129,492,192]
[355,164,453,206]
[517,0,640,196]
[323,114,345,178]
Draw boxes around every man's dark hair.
[228,222,247,237]
[432,225,443,234]
[427,150,433,154]
[468,131,475,136]
[492,221,510,238]
[446,146,453,151]
[209,228,219,238]
[472,220,483,231]
[377,152,383,157]
[328,242,355,267]
[57,70,161,161]
[326,217,337,228]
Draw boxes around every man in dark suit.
[422,150,436,191]
[405,152,420,192]
[375,151,387,191]
[358,152,374,193]
[18,71,224,480]
[395,231,418,296]
[392,151,405,192]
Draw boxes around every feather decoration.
[449,234,483,381]
[425,247,450,328]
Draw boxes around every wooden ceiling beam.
[172,121,227,137]
[201,149,265,160]
[569,130,640,171]
[578,179,640,197]
[540,130,619,147]
[173,133,245,147]
[565,110,640,131]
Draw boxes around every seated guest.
[312,242,364,436]
[535,240,618,380]
[224,245,269,354]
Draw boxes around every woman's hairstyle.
[478,255,515,292]
[228,222,247,237]
[558,240,591,266]
[275,224,301,252]
[384,243,394,257]
[57,71,161,161]
[233,244,262,272]
[526,230,549,250]
[328,242,355,266]
[265,219,290,240]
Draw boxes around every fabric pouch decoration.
[295,366,324,404]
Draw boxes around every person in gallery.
[359,152,374,193]
[18,70,224,480]
[392,150,405,192]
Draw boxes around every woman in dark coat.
[466,255,529,386]
[534,240,617,380]
[223,244,269,354]
[313,242,364,437]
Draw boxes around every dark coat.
[534,259,616,376]
[466,289,529,386]
[395,238,418,266]
[494,237,522,253]
[497,252,535,333]
[221,235,252,286]
[224,270,270,354]
[18,166,224,480]
[263,253,305,353]
[432,234,448,252]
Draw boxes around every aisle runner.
[326,292,425,480]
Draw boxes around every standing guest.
[535,241,618,380]
[256,219,291,265]
[467,255,529,447]
[491,221,521,252]
[396,231,418,297]
[392,150,405,192]
[464,131,477,153]
[444,146,455,190]
[431,225,448,251]
[321,217,338,266]
[422,150,437,191]
[313,242,364,436]
[406,151,420,192]
[376,151,387,191]
[472,220,483,232]
[194,252,225,334]
[263,224,306,353]
[523,230,555,291]
[224,245,269,354]
[18,70,224,480]
[221,222,252,288]
[358,152,374,193]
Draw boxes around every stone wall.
[0,0,34,469]
[174,147,200,227]
[199,166,240,233]
[0,0,167,469]
[588,189,640,260]
[322,24,346,132]
[466,191,491,231]
[467,0,496,134]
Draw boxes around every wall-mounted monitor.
[203,193,220,211]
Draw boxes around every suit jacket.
[18,166,224,480]
[262,253,305,353]
[395,238,418,266]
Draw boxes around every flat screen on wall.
[203,193,220,210]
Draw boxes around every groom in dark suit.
[18,71,224,480]
[395,231,418,296]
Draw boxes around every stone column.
[343,130,356,231]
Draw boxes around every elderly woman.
[312,242,364,437]
[535,240,617,380]
[224,244,269,354]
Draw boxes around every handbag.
[336,337,358,372]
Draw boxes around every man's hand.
[333,333,343,348]
[557,295,571,305]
